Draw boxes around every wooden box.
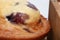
[48,0,60,40]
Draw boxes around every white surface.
[29,0,50,18]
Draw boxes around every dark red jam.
[27,2,38,10]
[6,12,29,24]
[15,2,19,6]
[23,28,33,33]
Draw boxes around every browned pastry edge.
[0,15,50,40]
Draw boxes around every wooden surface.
[58,0,60,2]
[48,0,60,40]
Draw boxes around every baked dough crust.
[0,0,40,24]
[0,15,50,40]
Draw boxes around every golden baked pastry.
[0,15,50,40]
[0,0,40,24]
[0,0,50,40]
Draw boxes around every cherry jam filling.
[15,2,19,6]
[23,28,33,33]
[6,12,29,24]
[27,2,38,10]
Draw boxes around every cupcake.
[0,0,50,40]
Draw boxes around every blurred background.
[29,0,49,18]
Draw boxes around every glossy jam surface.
[6,12,29,24]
